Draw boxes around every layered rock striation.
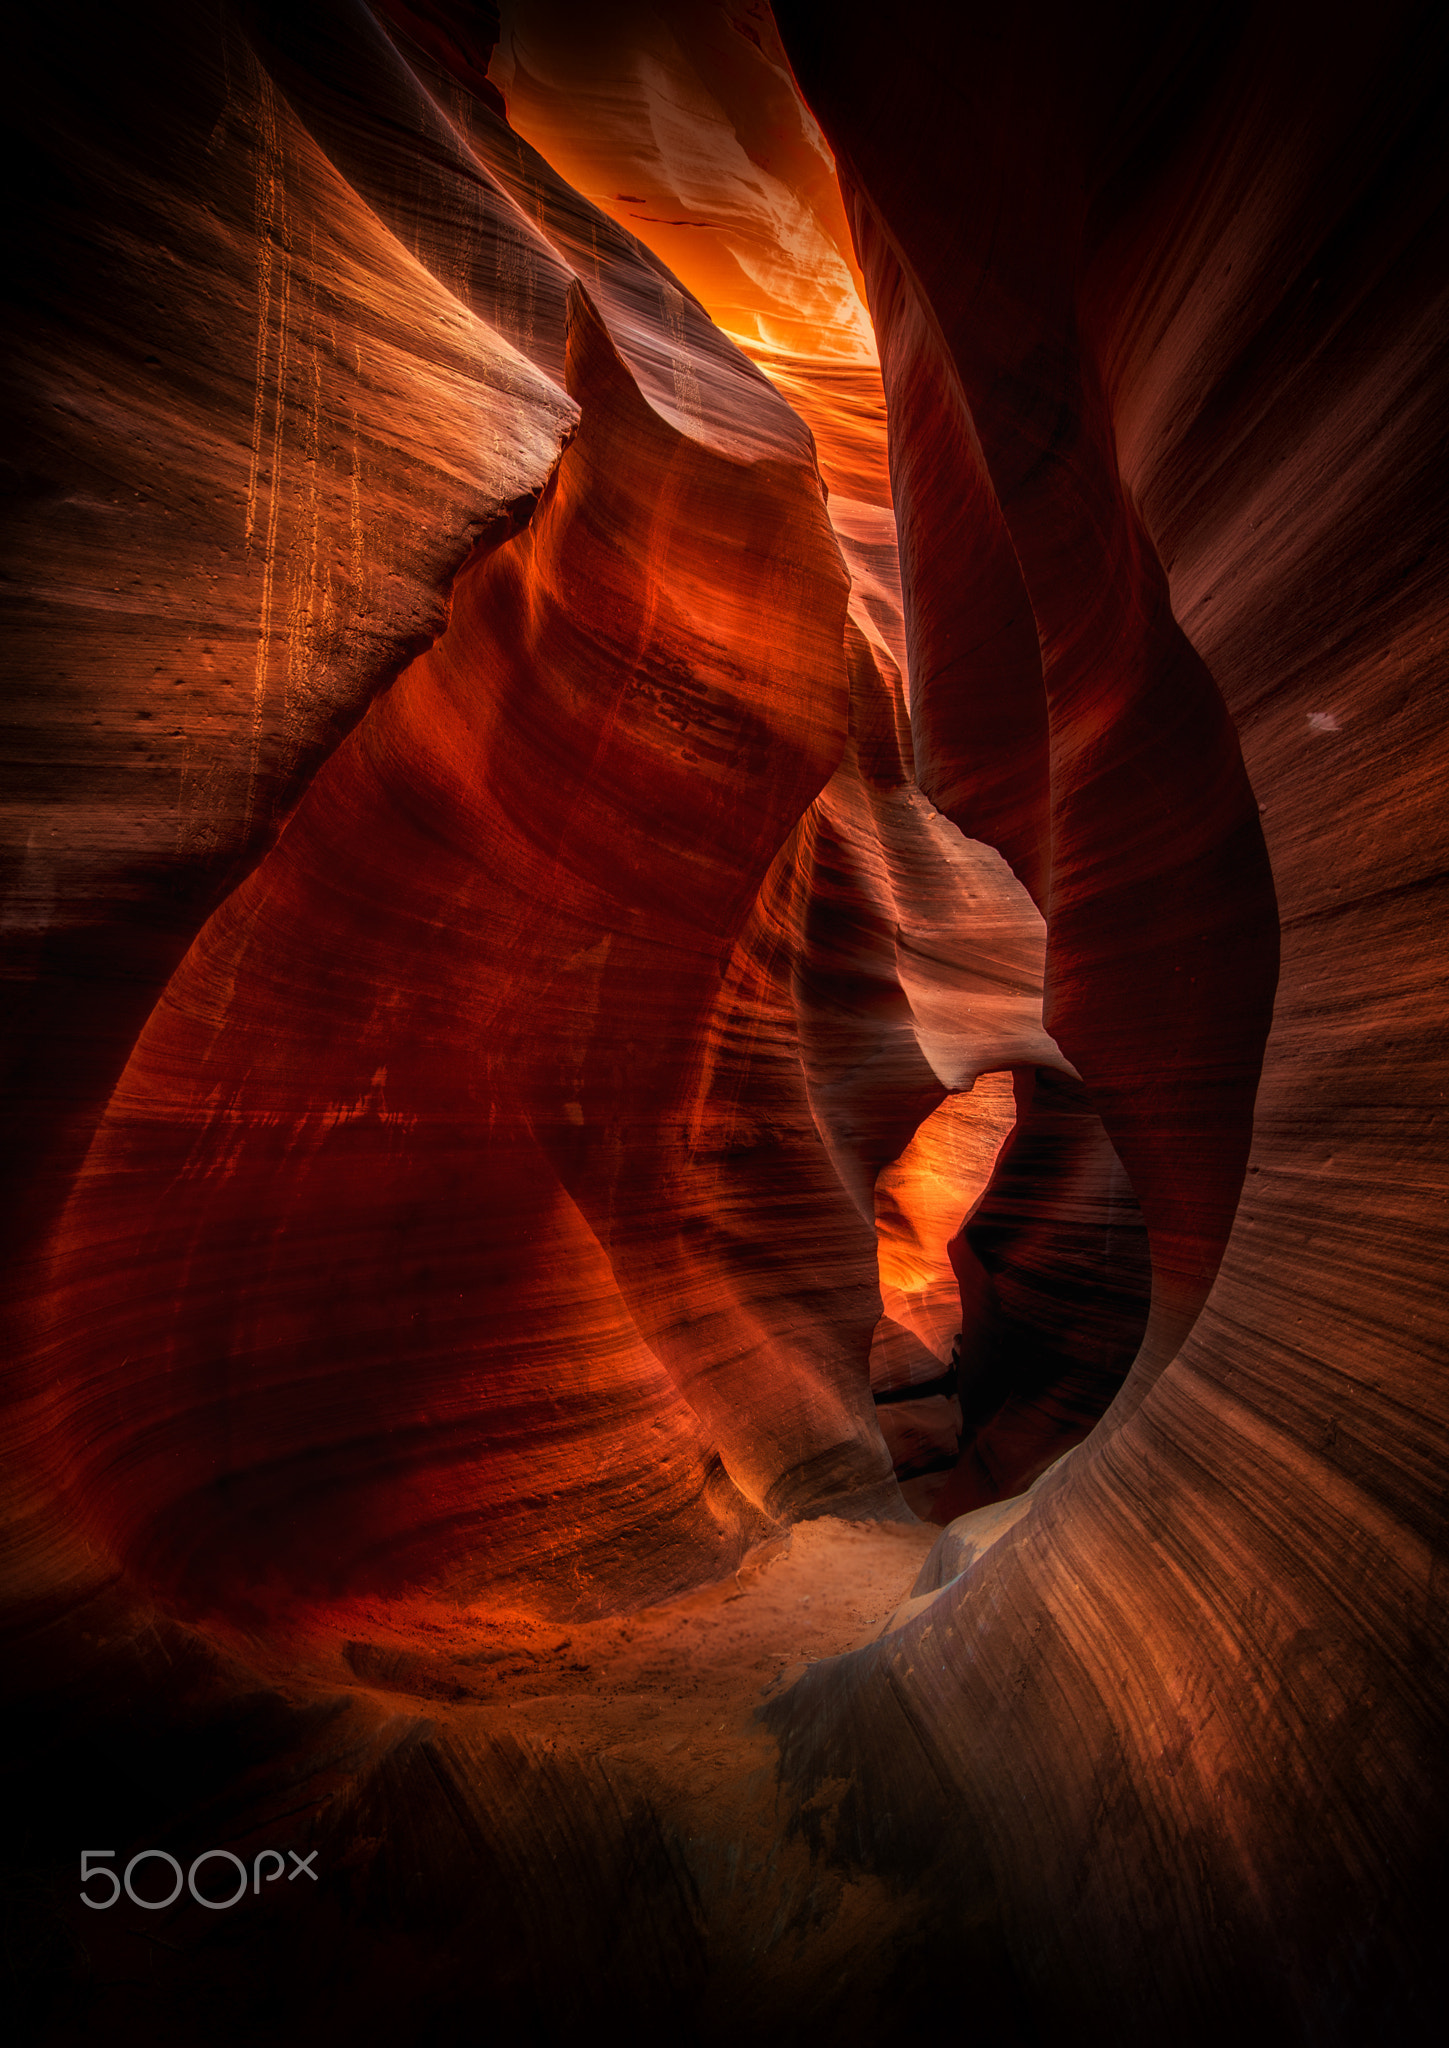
[3,1,1445,2042]
[8,0,1094,1631]
[768,1,1449,2037]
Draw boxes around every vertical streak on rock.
[348,341,367,629]
[662,278,706,432]
[245,63,292,836]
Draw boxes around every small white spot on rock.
[1307,710,1341,733]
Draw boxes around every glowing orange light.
[874,1075,1018,1361]
[491,0,891,504]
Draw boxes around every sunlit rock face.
[489,0,890,505]
[8,0,910,1624]
[30,279,845,1611]
[770,0,1449,2036]
[10,0,1081,1627]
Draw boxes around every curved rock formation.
[767,1,1449,2038]
[941,1064,1152,1514]
[489,0,889,503]
[10,0,904,1618]
[27,274,855,1612]
[3,1,1446,2043]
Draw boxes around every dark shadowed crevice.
[869,1064,1152,1520]
[934,1064,1152,1518]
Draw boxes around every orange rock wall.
[3,0,1445,2040]
[769,0,1449,2035]
[7,0,924,1625]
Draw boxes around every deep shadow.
[927,1065,1153,1519]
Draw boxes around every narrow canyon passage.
[3,3,1446,2045]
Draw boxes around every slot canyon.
[2,0,1445,2040]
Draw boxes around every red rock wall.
[769,0,1449,2035]
[8,0,1086,1626]
[4,0,1445,2039]
[2,0,574,1279]
[7,0,924,1624]
[940,1064,1153,1515]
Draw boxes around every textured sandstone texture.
[490,0,890,504]
[767,0,1449,2038]
[4,0,879,1631]
[2,0,1445,2043]
[8,0,1067,1638]
[4,1,570,1266]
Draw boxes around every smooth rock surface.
[4,1,1445,2042]
[768,1,1449,2038]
